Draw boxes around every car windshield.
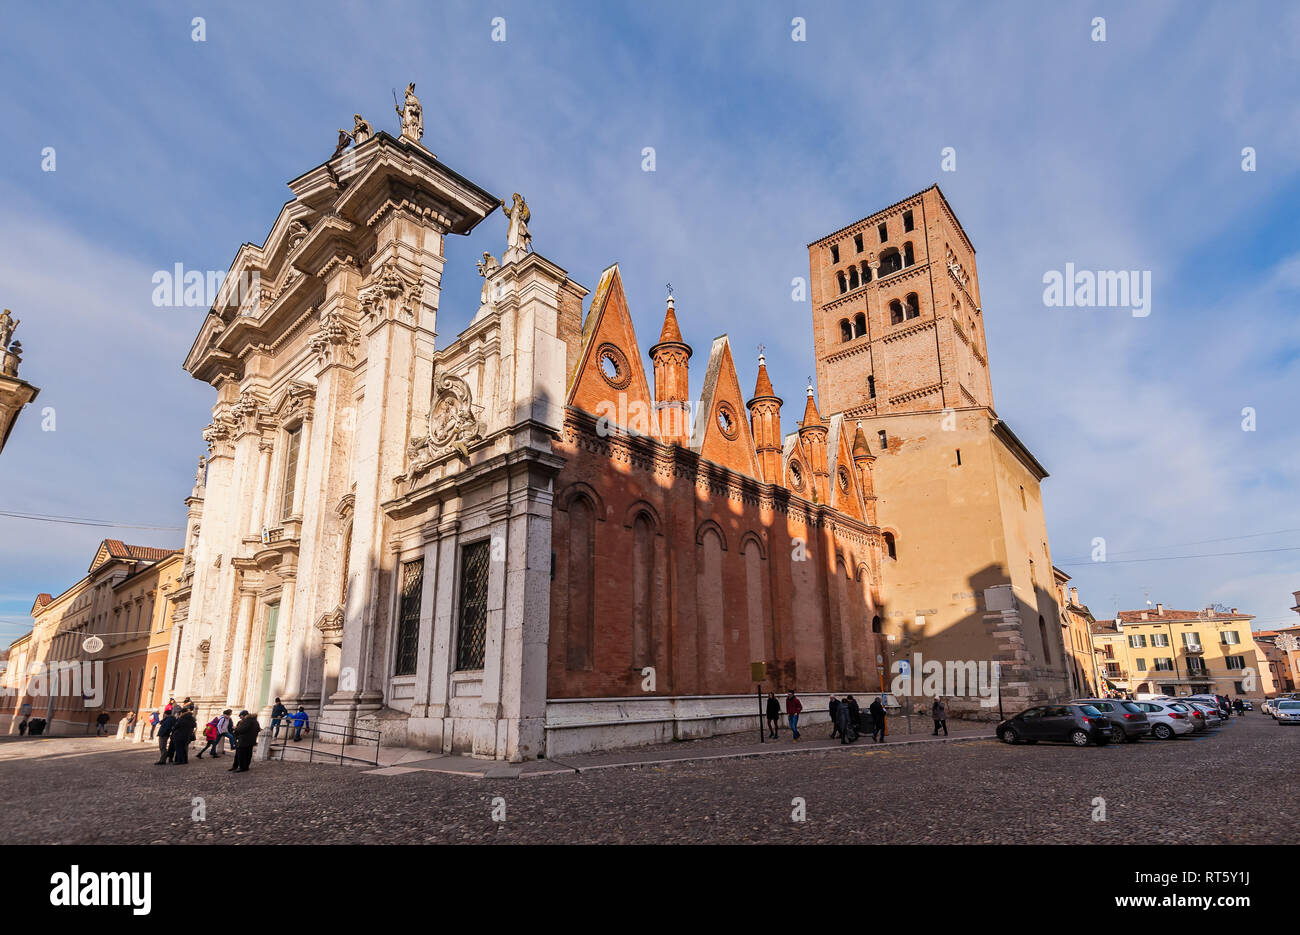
[1279,702,1300,710]
[1079,704,1103,716]
[1167,703,1189,711]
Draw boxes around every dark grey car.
[997,704,1114,747]
[1071,698,1150,743]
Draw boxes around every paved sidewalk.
[356,721,996,779]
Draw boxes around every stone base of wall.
[542,693,850,758]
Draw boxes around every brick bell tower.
[807,184,992,421]
[804,184,1071,714]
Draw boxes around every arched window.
[853,312,866,338]
[905,293,920,319]
[1039,615,1052,664]
[837,271,847,294]
[147,665,157,707]
[879,248,902,276]
[903,242,915,266]
[860,262,872,284]
[883,532,897,560]
[872,615,882,634]
[840,319,852,342]
[566,496,596,670]
[848,265,859,290]
[889,300,904,325]
[631,513,654,668]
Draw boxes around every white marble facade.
[173,128,578,761]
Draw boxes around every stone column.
[248,441,273,536]
[265,569,296,714]
[473,506,511,757]
[226,589,257,708]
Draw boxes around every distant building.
[1053,568,1098,697]
[5,540,178,735]
[1091,605,1272,700]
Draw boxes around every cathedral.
[170,89,1067,762]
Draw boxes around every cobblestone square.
[1,714,1292,845]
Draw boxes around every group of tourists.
[763,691,895,744]
[145,695,308,773]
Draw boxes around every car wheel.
[1000,727,1019,745]
[1152,724,1173,740]
[1113,727,1129,743]
[1070,729,1090,747]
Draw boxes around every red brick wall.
[547,413,886,700]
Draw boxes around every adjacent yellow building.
[1090,605,1273,700]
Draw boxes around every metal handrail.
[269,718,382,767]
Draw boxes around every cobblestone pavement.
[1,715,1294,844]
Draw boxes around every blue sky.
[1,0,1298,645]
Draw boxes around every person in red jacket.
[785,691,803,741]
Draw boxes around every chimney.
[1140,612,1148,621]
[1069,587,1078,605]
[1155,602,1163,615]
[1230,608,1237,614]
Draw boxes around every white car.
[1135,700,1196,739]
[1274,700,1300,725]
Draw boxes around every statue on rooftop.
[396,83,423,142]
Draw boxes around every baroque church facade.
[170,91,1066,761]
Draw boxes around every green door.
[258,602,280,711]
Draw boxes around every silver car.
[1135,700,1196,739]
[1275,700,1300,725]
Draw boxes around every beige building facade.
[1091,606,1272,700]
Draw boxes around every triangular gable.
[566,264,653,434]
[691,336,762,479]
[780,432,813,498]
[827,414,865,521]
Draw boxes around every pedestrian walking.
[217,709,235,754]
[148,710,159,739]
[869,696,887,743]
[229,710,262,772]
[845,695,861,735]
[125,711,137,736]
[95,712,110,736]
[169,709,196,764]
[154,710,176,764]
[828,695,842,739]
[196,715,222,758]
[765,692,780,738]
[164,697,175,716]
[931,696,948,736]
[785,691,803,741]
[290,706,309,741]
[834,696,852,744]
[270,697,289,739]
[17,718,28,736]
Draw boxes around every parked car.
[997,704,1114,747]
[1274,700,1300,725]
[1186,700,1224,727]
[1187,694,1231,718]
[1134,700,1196,739]
[1071,698,1150,743]
[1168,701,1208,732]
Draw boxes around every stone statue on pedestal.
[476,252,499,307]
[502,193,532,262]
[0,309,17,350]
[396,83,423,142]
[352,114,373,145]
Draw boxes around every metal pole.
[758,685,764,743]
